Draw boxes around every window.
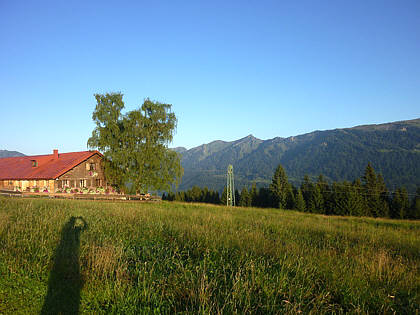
[31,160,38,167]
[90,163,96,171]
[79,179,86,188]
[96,179,102,187]
[62,180,69,187]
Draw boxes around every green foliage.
[168,163,419,221]
[331,181,365,216]
[250,183,258,207]
[391,187,410,219]
[1,198,419,313]
[285,185,296,210]
[239,187,251,207]
[409,187,420,219]
[163,186,220,204]
[88,93,183,193]
[220,186,227,205]
[295,188,306,212]
[269,164,290,209]
[309,184,324,214]
[317,175,332,213]
[362,164,390,217]
[301,175,314,211]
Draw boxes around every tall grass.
[0,197,419,313]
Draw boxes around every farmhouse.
[0,150,107,193]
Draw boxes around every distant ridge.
[175,118,420,193]
[0,150,25,158]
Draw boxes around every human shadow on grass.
[41,216,87,315]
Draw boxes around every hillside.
[176,118,420,192]
[1,198,419,313]
[0,150,25,158]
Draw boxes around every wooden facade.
[56,154,106,190]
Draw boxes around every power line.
[288,174,418,196]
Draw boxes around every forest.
[163,163,420,220]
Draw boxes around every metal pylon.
[227,164,235,206]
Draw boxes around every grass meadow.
[0,197,419,314]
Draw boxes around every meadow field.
[0,197,419,314]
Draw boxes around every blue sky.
[1,0,419,155]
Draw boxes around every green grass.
[0,197,419,314]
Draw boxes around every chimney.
[53,149,59,159]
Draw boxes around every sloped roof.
[0,150,102,180]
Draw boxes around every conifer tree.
[235,189,240,207]
[409,187,420,219]
[301,175,314,207]
[270,164,290,209]
[286,185,296,209]
[377,174,390,217]
[391,187,410,219]
[295,188,306,212]
[317,174,331,213]
[190,186,202,202]
[310,184,324,213]
[250,183,258,207]
[202,187,209,203]
[221,186,227,205]
[362,163,389,217]
[350,179,365,216]
[239,187,251,207]
[332,181,364,216]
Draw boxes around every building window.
[62,180,69,187]
[31,160,38,167]
[86,162,96,171]
[95,179,102,187]
[8,180,13,186]
[80,179,86,188]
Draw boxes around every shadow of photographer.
[41,216,87,314]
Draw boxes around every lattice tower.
[227,164,235,206]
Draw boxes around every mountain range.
[2,119,419,193]
[174,118,420,193]
[0,150,25,158]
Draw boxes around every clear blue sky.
[1,0,419,155]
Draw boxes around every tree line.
[163,163,420,220]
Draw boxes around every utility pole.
[227,164,235,206]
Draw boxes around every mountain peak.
[241,134,260,141]
[172,147,187,154]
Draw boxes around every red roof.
[0,150,102,180]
